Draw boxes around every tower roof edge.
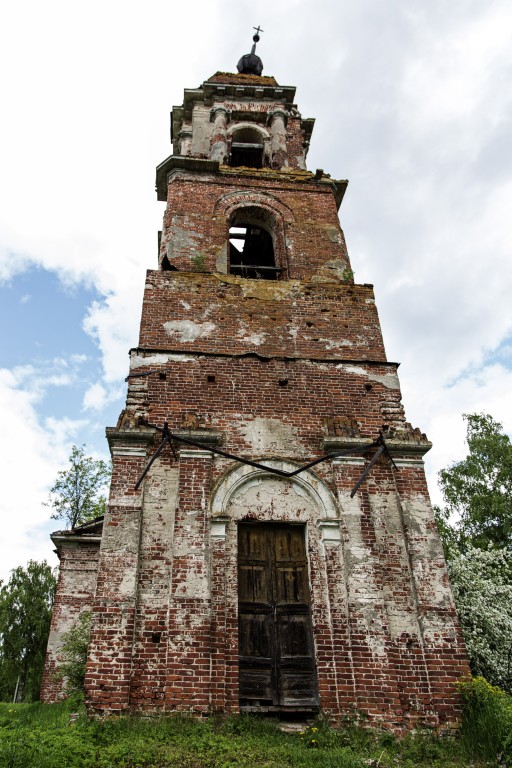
[207,72,278,87]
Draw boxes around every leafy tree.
[436,413,512,551]
[45,444,111,529]
[435,413,512,691]
[0,561,56,702]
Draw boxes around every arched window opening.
[229,127,265,169]
[229,207,281,280]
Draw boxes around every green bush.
[459,675,512,763]
[56,611,91,700]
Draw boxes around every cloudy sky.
[1,0,511,584]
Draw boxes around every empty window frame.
[229,127,266,169]
[228,207,284,280]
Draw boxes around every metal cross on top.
[253,25,264,38]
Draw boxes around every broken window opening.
[229,127,266,169]
[230,142,264,168]
[229,224,279,280]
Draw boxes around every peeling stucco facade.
[41,66,469,729]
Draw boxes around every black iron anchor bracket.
[133,420,398,496]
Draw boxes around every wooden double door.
[238,523,319,711]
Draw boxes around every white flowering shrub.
[448,546,512,690]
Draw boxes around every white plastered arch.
[211,460,338,520]
[226,121,270,142]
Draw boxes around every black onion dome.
[237,30,264,75]
[237,52,264,76]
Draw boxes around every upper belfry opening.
[160,52,316,191]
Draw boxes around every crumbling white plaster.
[323,338,353,349]
[338,364,400,390]
[399,496,454,609]
[238,416,299,454]
[173,563,209,598]
[211,459,338,520]
[130,352,197,369]
[163,320,216,342]
[236,323,268,345]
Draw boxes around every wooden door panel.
[280,672,318,706]
[277,614,314,659]
[238,523,318,710]
[275,566,308,604]
[274,526,305,562]
[239,670,273,702]
[238,565,270,603]
[239,613,272,659]
[239,525,267,560]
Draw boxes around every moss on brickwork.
[207,71,279,86]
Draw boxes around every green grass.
[0,698,504,768]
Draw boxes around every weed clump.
[458,675,512,764]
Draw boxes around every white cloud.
[82,382,108,412]
[82,380,124,412]
[0,367,87,583]
[420,362,512,506]
[401,3,512,151]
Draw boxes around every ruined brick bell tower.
[43,32,470,726]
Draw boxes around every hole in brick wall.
[159,372,167,380]
[306,321,314,327]
[365,384,373,391]
[320,308,329,312]
[151,632,161,644]
[207,375,216,383]
[161,255,177,271]
[278,379,288,387]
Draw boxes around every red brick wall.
[40,541,100,702]
[138,273,386,362]
[159,169,349,278]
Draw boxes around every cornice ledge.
[322,435,432,457]
[218,165,313,182]
[106,426,155,451]
[171,429,224,447]
[156,156,220,200]
[51,534,102,547]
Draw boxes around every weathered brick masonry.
[41,520,102,701]
[42,56,470,728]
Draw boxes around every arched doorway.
[212,463,339,713]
